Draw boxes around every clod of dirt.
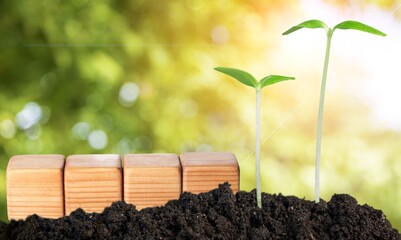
[0,183,400,239]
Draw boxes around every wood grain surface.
[180,152,239,194]
[6,152,240,218]
[6,154,65,220]
[64,154,122,215]
[123,153,181,210]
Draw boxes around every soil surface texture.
[0,183,400,240]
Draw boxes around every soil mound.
[1,183,400,239]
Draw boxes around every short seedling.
[283,20,386,203]
[214,67,294,208]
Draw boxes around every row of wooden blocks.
[6,152,239,220]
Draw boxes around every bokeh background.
[1,0,401,230]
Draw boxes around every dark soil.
[1,183,400,240]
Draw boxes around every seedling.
[214,67,294,208]
[283,20,386,203]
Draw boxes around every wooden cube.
[6,154,65,220]
[64,154,122,215]
[123,153,181,210]
[180,152,239,194]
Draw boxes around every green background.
[1,0,400,231]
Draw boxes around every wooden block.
[123,153,181,210]
[6,154,65,220]
[64,154,122,215]
[180,152,239,194]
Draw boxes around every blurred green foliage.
[0,0,400,231]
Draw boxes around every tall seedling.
[214,67,294,208]
[283,20,386,203]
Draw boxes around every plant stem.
[255,88,262,208]
[315,29,333,203]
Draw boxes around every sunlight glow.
[88,130,108,150]
[288,0,401,130]
[0,119,16,139]
[119,82,140,107]
[15,102,42,130]
[71,122,91,140]
[211,25,230,44]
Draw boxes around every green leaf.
[214,67,258,88]
[259,75,295,89]
[282,19,329,35]
[333,20,386,36]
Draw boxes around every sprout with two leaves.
[214,67,294,208]
[283,20,386,203]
